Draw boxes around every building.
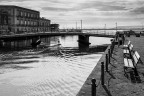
[0,7,9,34]
[0,5,51,34]
[39,17,51,32]
[50,24,59,32]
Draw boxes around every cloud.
[0,0,32,2]
[41,0,128,13]
[98,5,127,11]
[130,6,144,15]
[1,0,144,28]
[42,7,68,12]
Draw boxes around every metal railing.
[91,34,117,96]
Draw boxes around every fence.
[91,32,125,96]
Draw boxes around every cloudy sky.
[1,0,144,28]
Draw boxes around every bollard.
[101,62,105,86]
[118,37,120,47]
[91,78,96,96]
[110,45,113,54]
[111,40,114,53]
[123,35,125,44]
[106,54,109,72]
[108,49,111,63]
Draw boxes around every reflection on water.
[0,35,112,96]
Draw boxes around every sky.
[1,0,144,29]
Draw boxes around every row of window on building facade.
[0,5,59,34]
[17,10,39,19]
[16,19,49,26]
[2,8,39,19]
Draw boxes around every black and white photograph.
[0,0,144,96]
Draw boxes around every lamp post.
[81,20,82,32]
[105,24,106,34]
[116,22,117,32]
[76,22,77,31]
[141,23,143,30]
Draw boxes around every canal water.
[0,34,112,96]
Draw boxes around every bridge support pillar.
[0,40,4,48]
[31,36,41,48]
[5,41,11,49]
[78,35,91,51]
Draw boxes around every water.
[0,35,112,96]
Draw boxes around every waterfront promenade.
[77,35,144,96]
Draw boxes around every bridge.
[0,31,116,50]
[0,31,115,41]
[60,28,144,31]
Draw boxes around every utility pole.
[142,23,143,30]
[105,24,106,34]
[116,22,117,32]
[81,20,82,30]
[76,22,77,30]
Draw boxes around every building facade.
[0,5,51,34]
[39,17,51,32]
[50,24,59,32]
[0,6,9,34]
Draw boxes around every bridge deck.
[0,32,115,41]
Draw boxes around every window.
[31,21,32,25]
[18,19,20,25]
[17,10,19,16]
[28,13,29,17]
[21,11,23,16]
[33,14,35,18]
[25,20,27,25]
[25,12,26,17]
[23,20,25,25]
[0,15,1,24]
[23,11,25,16]
[31,14,33,18]
[34,21,36,26]
[27,20,29,25]
[20,19,21,25]
[8,9,11,15]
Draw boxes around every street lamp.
[81,20,82,31]
[105,24,106,34]
[116,22,117,32]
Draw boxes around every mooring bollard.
[101,62,104,86]
[110,41,113,53]
[111,40,115,54]
[110,45,113,54]
[118,37,120,47]
[91,78,96,96]
[108,49,111,63]
[106,54,109,72]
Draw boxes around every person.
[31,38,41,49]
[57,40,61,50]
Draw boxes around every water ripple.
[0,48,102,96]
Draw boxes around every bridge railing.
[82,30,116,35]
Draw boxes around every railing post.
[110,39,114,54]
[106,54,109,72]
[91,78,96,96]
[101,62,104,86]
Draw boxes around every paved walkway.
[77,35,144,96]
